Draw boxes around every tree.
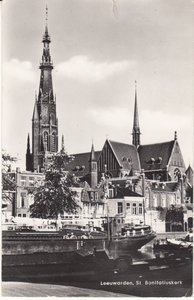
[2,151,17,202]
[30,151,79,220]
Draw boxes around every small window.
[108,189,114,198]
[21,193,26,208]
[132,203,137,215]
[18,214,21,217]
[139,203,143,214]
[23,214,26,217]
[90,192,94,200]
[29,177,34,187]
[126,203,130,210]
[122,157,126,161]
[21,180,26,187]
[118,202,123,214]
[95,192,98,201]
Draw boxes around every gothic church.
[26,17,187,188]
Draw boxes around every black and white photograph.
[2,0,193,297]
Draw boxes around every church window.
[95,192,98,201]
[90,192,94,201]
[50,132,56,152]
[118,202,123,214]
[43,131,49,150]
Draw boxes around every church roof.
[65,151,101,177]
[108,140,141,171]
[138,141,175,171]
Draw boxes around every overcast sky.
[2,0,193,170]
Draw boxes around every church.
[26,18,187,187]
[22,14,193,232]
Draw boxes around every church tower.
[132,81,141,148]
[27,8,58,172]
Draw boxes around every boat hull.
[2,231,156,258]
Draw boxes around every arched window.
[43,131,49,150]
[50,132,56,152]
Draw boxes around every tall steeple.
[132,81,141,148]
[38,6,54,103]
[89,142,98,188]
[29,7,58,172]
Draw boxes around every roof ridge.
[109,140,136,147]
[71,150,101,156]
[139,140,174,147]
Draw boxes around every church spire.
[89,142,98,188]
[132,81,141,148]
[27,133,30,153]
[89,141,95,162]
[38,6,54,103]
[26,133,32,171]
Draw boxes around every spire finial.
[132,81,141,147]
[174,131,177,140]
[46,5,48,23]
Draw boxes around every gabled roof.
[108,140,140,171]
[65,151,101,177]
[138,141,175,171]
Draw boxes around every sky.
[2,0,193,170]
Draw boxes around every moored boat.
[2,223,155,260]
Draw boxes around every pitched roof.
[108,140,140,171]
[138,141,175,171]
[65,151,101,177]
